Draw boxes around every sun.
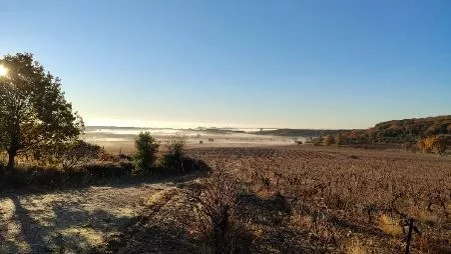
[0,65,8,77]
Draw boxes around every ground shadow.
[0,163,211,253]
[1,193,138,253]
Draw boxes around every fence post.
[405,218,414,254]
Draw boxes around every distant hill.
[251,128,349,137]
[339,115,451,143]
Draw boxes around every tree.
[161,136,185,169]
[134,132,159,174]
[0,53,83,172]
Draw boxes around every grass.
[346,239,367,254]
[378,214,403,236]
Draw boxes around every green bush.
[133,132,159,174]
[161,136,185,169]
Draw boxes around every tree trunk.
[0,165,5,181]
[7,149,17,171]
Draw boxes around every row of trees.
[0,53,84,179]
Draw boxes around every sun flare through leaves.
[0,65,8,77]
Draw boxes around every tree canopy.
[0,53,83,171]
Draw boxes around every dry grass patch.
[141,188,176,207]
[346,239,367,254]
[378,214,403,236]
[289,212,314,230]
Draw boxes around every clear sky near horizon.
[1,0,450,129]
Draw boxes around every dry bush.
[58,140,102,169]
[378,214,403,236]
[323,135,335,146]
[417,136,447,155]
[191,169,250,253]
[30,140,101,169]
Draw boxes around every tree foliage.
[133,132,159,174]
[335,115,451,145]
[161,136,185,169]
[0,53,83,171]
[417,136,447,155]
[31,140,101,169]
[57,140,102,169]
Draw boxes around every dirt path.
[0,182,178,254]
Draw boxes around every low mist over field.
[83,126,299,153]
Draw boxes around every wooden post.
[405,218,414,254]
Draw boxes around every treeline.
[256,116,451,142]
[309,115,451,155]
[254,128,349,137]
[335,115,451,144]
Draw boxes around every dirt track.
[0,182,178,253]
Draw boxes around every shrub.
[30,140,101,169]
[84,162,133,178]
[323,135,335,146]
[193,169,250,253]
[335,134,346,145]
[134,132,159,174]
[58,140,102,169]
[3,162,134,189]
[310,137,322,146]
[161,136,185,170]
[417,136,447,155]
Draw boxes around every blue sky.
[1,0,450,129]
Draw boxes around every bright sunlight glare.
[0,65,8,76]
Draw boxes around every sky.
[1,0,450,129]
